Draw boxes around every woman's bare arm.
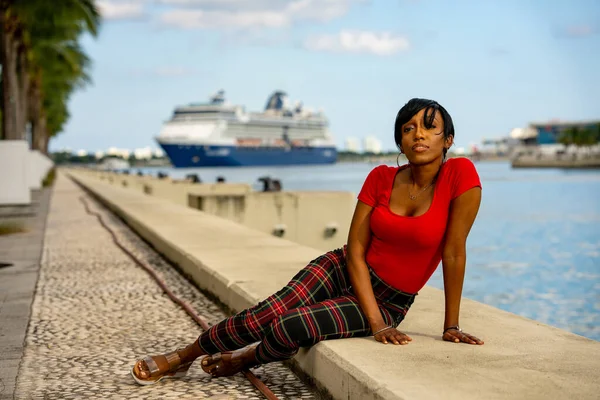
[347,201,410,345]
[441,187,484,344]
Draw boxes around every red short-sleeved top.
[357,157,481,294]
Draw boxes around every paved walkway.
[0,189,51,400]
[8,174,316,399]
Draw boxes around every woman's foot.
[131,342,204,385]
[201,345,258,377]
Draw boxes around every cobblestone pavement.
[14,174,318,399]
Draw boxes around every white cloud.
[158,0,365,30]
[304,30,410,56]
[98,0,145,20]
[155,0,286,9]
[287,0,360,22]
[160,9,289,29]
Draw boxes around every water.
[133,161,600,341]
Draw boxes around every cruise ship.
[155,90,337,168]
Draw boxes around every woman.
[131,98,484,385]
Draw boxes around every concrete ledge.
[68,167,354,251]
[512,157,600,168]
[28,150,54,190]
[0,141,31,205]
[66,169,600,400]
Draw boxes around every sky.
[50,0,600,153]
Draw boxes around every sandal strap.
[165,351,182,373]
[143,356,161,376]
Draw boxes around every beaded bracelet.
[373,326,392,336]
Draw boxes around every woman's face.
[399,107,453,165]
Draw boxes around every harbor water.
[134,161,600,341]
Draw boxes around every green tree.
[558,127,574,146]
[1,0,100,152]
[559,126,599,147]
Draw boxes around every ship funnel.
[211,90,225,104]
[265,91,288,111]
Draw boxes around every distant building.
[134,147,154,160]
[107,147,130,159]
[153,148,165,158]
[480,136,522,156]
[528,120,600,145]
[344,137,360,153]
[363,136,382,154]
[509,127,538,145]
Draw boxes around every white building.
[454,147,466,155]
[345,137,361,153]
[106,147,130,159]
[363,136,382,154]
[153,148,164,158]
[133,147,154,160]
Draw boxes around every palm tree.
[0,0,100,151]
[0,0,22,140]
[25,1,98,151]
[32,42,92,152]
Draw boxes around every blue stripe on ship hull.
[158,144,337,168]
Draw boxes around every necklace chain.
[408,172,436,201]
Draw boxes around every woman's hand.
[373,327,412,345]
[442,328,484,345]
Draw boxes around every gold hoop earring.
[396,152,402,167]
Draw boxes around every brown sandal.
[201,347,258,377]
[131,350,192,385]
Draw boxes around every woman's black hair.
[394,98,455,158]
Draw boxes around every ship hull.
[158,143,337,168]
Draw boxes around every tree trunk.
[42,127,49,154]
[31,112,48,153]
[0,10,20,140]
[30,76,47,152]
[16,41,28,141]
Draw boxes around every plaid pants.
[197,246,416,364]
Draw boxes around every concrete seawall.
[66,169,600,400]
[511,154,600,169]
[73,168,354,251]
